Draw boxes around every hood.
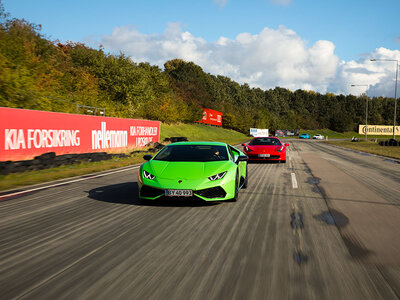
[145,160,232,180]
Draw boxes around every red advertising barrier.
[0,107,160,161]
[197,108,223,126]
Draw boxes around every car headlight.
[245,146,253,152]
[277,146,284,152]
[208,171,227,181]
[143,170,156,180]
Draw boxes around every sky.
[3,0,400,97]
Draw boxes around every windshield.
[249,138,281,146]
[154,144,229,162]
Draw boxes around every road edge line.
[0,165,140,200]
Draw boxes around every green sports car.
[138,142,248,201]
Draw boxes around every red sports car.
[242,137,289,163]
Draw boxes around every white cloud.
[101,24,400,97]
[330,47,400,97]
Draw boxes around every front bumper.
[139,184,228,201]
[138,176,234,201]
[245,153,285,161]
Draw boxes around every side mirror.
[286,143,290,147]
[143,155,153,161]
[237,155,248,163]
[241,143,246,147]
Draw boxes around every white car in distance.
[313,134,324,140]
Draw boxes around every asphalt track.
[1,140,400,299]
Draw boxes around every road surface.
[1,140,399,299]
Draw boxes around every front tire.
[242,164,248,189]
[228,172,239,202]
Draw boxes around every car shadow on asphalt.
[87,182,220,207]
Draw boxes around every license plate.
[165,189,193,197]
[258,154,270,158]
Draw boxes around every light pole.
[351,84,370,140]
[370,58,398,139]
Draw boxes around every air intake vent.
[195,186,226,199]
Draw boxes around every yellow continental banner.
[358,125,400,135]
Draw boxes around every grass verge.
[325,140,400,160]
[0,154,148,192]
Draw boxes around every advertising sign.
[197,108,223,126]
[250,128,269,137]
[0,107,160,161]
[358,125,400,136]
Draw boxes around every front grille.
[140,185,164,198]
[195,186,226,199]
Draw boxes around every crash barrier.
[378,139,400,147]
[163,137,188,143]
[0,151,128,175]
[0,107,160,161]
[0,137,186,175]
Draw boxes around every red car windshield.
[249,138,281,146]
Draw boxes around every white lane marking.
[0,165,140,200]
[291,173,298,189]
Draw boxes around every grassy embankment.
[325,140,400,160]
[0,123,249,191]
[160,123,249,144]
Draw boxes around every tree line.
[0,5,398,133]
